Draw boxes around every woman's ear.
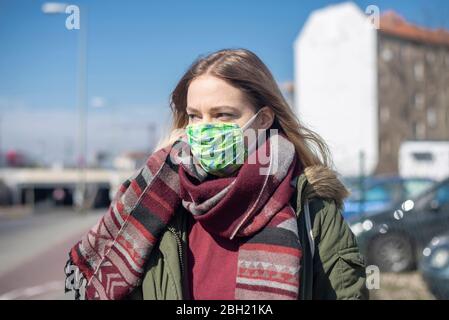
[257,106,275,129]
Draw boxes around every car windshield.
[346,180,397,202]
[345,178,435,203]
[404,179,435,198]
[413,180,449,211]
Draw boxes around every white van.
[399,140,449,182]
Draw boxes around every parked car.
[347,177,449,272]
[420,232,449,299]
[342,176,435,219]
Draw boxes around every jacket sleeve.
[312,199,369,300]
[64,145,174,299]
[64,166,143,299]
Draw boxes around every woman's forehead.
[187,76,250,111]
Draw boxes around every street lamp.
[42,2,88,213]
[41,2,68,14]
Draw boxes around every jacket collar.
[296,164,350,213]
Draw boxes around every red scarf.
[65,131,303,299]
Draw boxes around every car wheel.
[368,233,415,272]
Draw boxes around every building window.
[412,152,433,162]
[380,107,390,123]
[427,108,437,128]
[414,93,425,110]
[412,122,426,139]
[382,48,393,62]
[414,63,424,81]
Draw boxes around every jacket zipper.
[167,226,185,294]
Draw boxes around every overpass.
[0,168,135,208]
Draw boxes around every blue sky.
[1,0,449,163]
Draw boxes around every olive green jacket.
[127,165,369,300]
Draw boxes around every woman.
[64,48,368,300]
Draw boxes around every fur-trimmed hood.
[298,165,350,209]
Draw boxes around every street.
[0,208,103,300]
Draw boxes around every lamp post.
[42,2,88,213]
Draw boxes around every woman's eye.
[217,113,234,119]
[188,114,199,120]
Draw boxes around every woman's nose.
[198,115,214,124]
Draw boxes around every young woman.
[64,48,368,300]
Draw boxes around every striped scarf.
[64,131,303,300]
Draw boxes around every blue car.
[420,232,449,299]
[342,176,435,220]
[347,177,449,272]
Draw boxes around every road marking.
[0,281,63,300]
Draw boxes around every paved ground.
[0,208,103,300]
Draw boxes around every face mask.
[185,110,261,177]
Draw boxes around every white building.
[294,2,378,176]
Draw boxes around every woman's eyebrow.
[186,106,200,113]
[209,106,240,113]
[186,106,240,113]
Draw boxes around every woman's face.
[186,75,274,130]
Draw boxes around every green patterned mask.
[185,111,260,177]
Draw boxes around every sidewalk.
[0,209,103,299]
[0,205,33,220]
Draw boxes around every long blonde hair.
[156,48,333,169]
